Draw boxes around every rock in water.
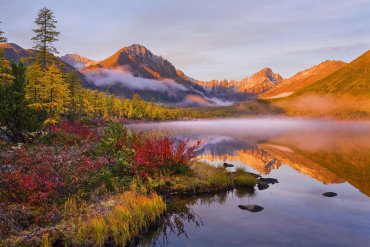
[223,162,234,167]
[257,181,269,190]
[238,204,264,212]
[259,178,279,184]
[322,192,337,197]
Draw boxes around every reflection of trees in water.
[138,188,255,247]
[234,187,256,199]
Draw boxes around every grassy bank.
[0,162,256,247]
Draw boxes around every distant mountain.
[60,54,96,69]
[0,42,35,62]
[295,51,370,97]
[0,43,89,86]
[270,51,370,119]
[85,44,202,89]
[196,68,283,100]
[82,44,210,105]
[260,60,347,99]
[236,68,283,94]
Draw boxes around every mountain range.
[1,42,369,112]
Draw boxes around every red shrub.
[132,136,200,178]
[0,144,108,205]
[52,121,97,144]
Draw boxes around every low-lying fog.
[131,117,370,152]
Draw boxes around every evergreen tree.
[0,62,45,142]
[31,7,60,69]
[0,21,7,43]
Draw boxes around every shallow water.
[131,118,370,247]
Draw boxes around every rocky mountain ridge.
[60,54,96,69]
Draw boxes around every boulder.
[238,204,264,212]
[257,181,269,190]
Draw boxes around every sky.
[1,0,370,80]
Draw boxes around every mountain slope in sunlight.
[269,50,370,119]
[295,50,370,97]
[0,43,90,86]
[82,44,211,105]
[60,54,97,69]
[260,60,347,99]
[196,68,283,100]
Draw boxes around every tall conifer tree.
[31,8,60,69]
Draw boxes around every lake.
[131,118,370,247]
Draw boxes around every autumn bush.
[133,136,200,178]
[0,122,200,206]
[0,144,108,205]
[98,122,200,179]
[41,121,97,145]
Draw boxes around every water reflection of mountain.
[200,148,282,174]
[132,120,370,196]
[198,137,370,196]
[196,136,256,156]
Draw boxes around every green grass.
[166,162,256,195]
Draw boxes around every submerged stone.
[259,178,279,184]
[322,192,337,197]
[257,181,269,190]
[238,204,264,212]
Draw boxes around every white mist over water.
[131,117,370,152]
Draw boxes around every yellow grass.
[70,191,166,247]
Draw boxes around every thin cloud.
[84,67,188,92]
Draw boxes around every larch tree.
[31,7,60,69]
[65,71,83,120]
[39,63,70,127]
[25,62,44,104]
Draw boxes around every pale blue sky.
[1,0,370,80]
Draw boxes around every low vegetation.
[0,122,256,246]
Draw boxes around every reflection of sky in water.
[142,166,370,247]
[133,118,370,247]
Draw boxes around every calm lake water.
[131,118,370,247]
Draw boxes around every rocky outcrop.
[196,67,283,98]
